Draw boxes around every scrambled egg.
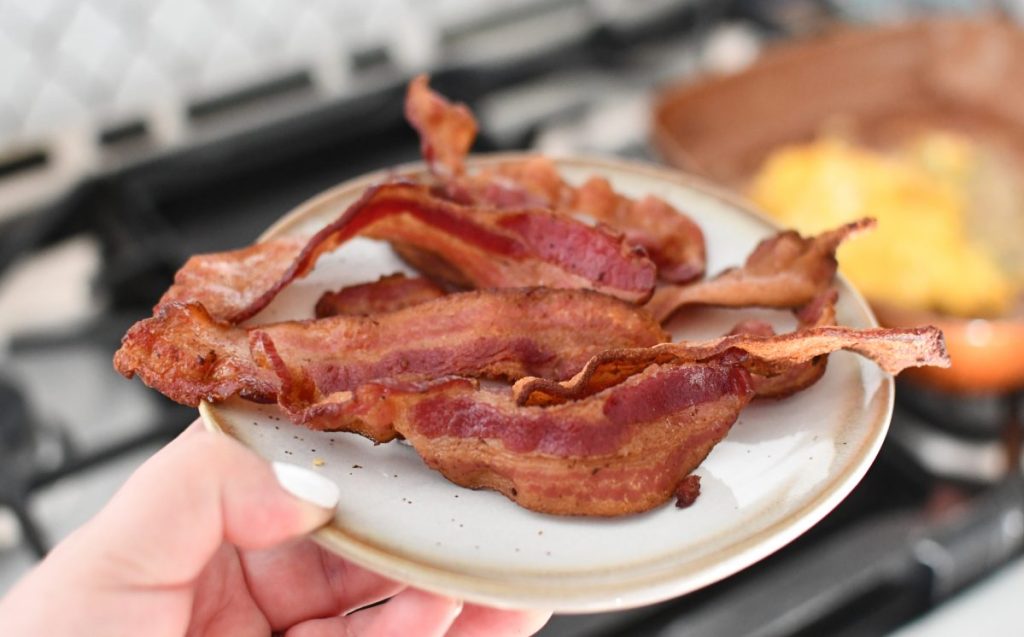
[749,135,1016,317]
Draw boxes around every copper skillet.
[652,17,1024,394]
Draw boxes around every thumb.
[64,422,338,588]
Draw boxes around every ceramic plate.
[200,155,892,613]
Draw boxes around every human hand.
[0,422,551,636]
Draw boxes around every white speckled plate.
[199,155,892,613]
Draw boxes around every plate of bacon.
[113,77,949,612]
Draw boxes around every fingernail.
[272,461,340,510]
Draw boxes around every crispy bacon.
[158,236,307,324]
[157,182,657,323]
[674,475,702,508]
[571,176,705,282]
[437,323,945,515]
[439,162,706,283]
[115,288,668,408]
[406,77,706,283]
[389,242,476,289]
[733,288,838,399]
[405,75,477,177]
[513,322,948,407]
[444,158,707,284]
[259,316,945,515]
[112,77,955,518]
[263,356,755,515]
[112,301,279,406]
[396,361,752,516]
[448,156,564,209]
[645,219,875,323]
[246,304,947,515]
[315,273,446,318]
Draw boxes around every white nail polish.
[272,461,340,510]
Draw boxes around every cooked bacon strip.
[674,475,702,508]
[405,75,477,177]
[115,289,668,408]
[440,163,706,283]
[446,156,564,209]
[645,219,875,323]
[405,79,706,283]
[256,287,666,426]
[315,273,446,318]
[390,242,476,289]
[263,355,755,515]
[726,318,828,399]
[113,301,280,406]
[442,158,706,284]
[396,360,752,516]
[354,184,655,302]
[512,322,949,407]
[732,288,838,399]
[158,236,307,324]
[408,321,948,516]
[572,176,706,283]
[250,293,947,515]
[157,181,656,323]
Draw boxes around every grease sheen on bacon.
[114,288,668,409]
[157,181,657,323]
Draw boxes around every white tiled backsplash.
[0,0,608,146]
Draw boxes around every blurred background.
[1,0,1024,635]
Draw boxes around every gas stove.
[1,1,1022,634]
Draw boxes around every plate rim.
[200,153,893,613]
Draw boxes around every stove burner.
[897,382,1021,442]
[891,383,1024,484]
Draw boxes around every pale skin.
[0,422,551,636]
